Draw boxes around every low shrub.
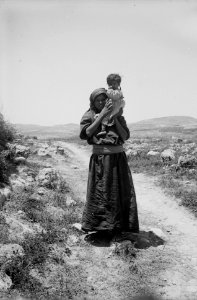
[0,112,16,147]
[5,231,49,290]
[0,113,16,183]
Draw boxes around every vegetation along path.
[51,141,197,300]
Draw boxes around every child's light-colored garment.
[101,88,125,126]
[107,88,125,117]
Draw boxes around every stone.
[26,176,34,183]
[16,210,26,219]
[67,234,79,246]
[37,187,47,195]
[161,149,175,162]
[147,150,160,156]
[72,223,82,231]
[0,244,24,266]
[66,195,76,206]
[14,157,26,164]
[10,177,26,190]
[178,155,197,168]
[188,169,196,175]
[45,205,66,221]
[15,145,30,158]
[149,227,166,239]
[126,149,140,158]
[36,167,59,188]
[0,188,11,198]
[37,149,51,157]
[0,272,12,291]
[56,146,64,155]
[6,217,33,241]
[114,240,136,257]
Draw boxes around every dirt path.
[53,141,197,300]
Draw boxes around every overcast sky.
[0,0,197,125]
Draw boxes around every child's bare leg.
[97,123,107,137]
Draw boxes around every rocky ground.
[0,138,197,300]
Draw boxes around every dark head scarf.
[90,88,108,112]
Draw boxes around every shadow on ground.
[84,230,165,249]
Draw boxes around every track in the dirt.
[53,141,197,300]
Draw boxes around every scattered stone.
[0,244,24,266]
[14,157,26,164]
[149,228,166,239]
[178,155,197,168]
[45,205,66,221]
[16,210,26,219]
[67,234,79,246]
[161,149,175,163]
[6,217,33,241]
[126,149,140,158]
[177,138,183,143]
[36,167,60,188]
[66,195,76,206]
[25,139,34,146]
[147,150,160,156]
[10,177,26,190]
[72,223,82,231]
[37,187,47,196]
[41,143,49,149]
[43,163,52,168]
[188,169,196,175]
[172,137,183,143]
[49,244,71,262]
[56,146,64,155]
[1,188,11,199]
[15,145,30,158]
[26,176,35,183]
[0,272,12,291]
[37,149,51,157]
[114,240,136,257]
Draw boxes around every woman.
[80,88,139,235]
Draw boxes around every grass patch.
[5,231,50,291]
[0,113,16,184]
[127,135,197,216]
[129,153,164,175]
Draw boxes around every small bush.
[0,113,16,183]
[5,231,49,290]
[0,112,16,147]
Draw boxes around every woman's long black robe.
[80,109,139,233]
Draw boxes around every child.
[97,73,125,137]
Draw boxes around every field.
[125,124,197,216]
[1,116,197,299]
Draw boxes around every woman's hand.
[100,99,113,118]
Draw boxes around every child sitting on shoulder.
[97,73,125,137]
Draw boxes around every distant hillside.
[129,116,197,132]
[14,123,80,139]
[14,116,197,139]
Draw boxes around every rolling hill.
[14,116,197,139]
